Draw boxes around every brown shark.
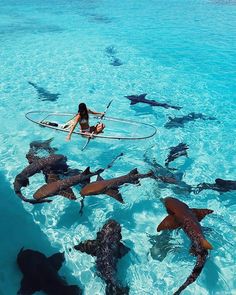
[157,197,213,294]
[33,167,102,200]
[80,168,153,203]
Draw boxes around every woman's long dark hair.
[78,103,88,120]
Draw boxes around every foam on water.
[0,0,235,294]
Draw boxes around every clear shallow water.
[0,0,236,294]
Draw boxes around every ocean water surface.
[0,0,235,294]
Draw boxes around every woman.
[66,103,105,141]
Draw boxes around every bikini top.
[80,118,88,124]
[79,111,89,125]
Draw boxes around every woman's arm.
[66,115,80,141]
[88,109,104,116]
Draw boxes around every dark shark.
[125,93,182,110]
[17,248,81,295]
[74,220,129,295]
[194,178,236,194]
[80,168,153,203]
[143,154,192,193]
[165,143,189,168]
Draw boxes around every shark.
[157,197,213,294]
[194,178,236,194]
[80,168,153,203]
[17,248,81,295]
[125,93,182,110]
[74,220,130,294]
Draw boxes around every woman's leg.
[93,123,105,134]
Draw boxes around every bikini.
[79,117,90,133]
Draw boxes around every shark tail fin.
[201,239,213,250]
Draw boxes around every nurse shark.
[125,93,182,110]
[74,220,130,295]
[194,178,236,194]
[157,197,213,294]
[80,168,154,203]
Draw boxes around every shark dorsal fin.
[140,93,147,99]
[129,168,138,175]
[48,252,65,271]
[82,167,91,175]
[96,175,104,181]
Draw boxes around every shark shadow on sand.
[28,81,61,102]
[164,112,217,128]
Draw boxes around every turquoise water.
[0,0,236,294]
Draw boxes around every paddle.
[81,100,113,151]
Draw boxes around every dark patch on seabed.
[88,13,112,23]
[0,172,81,293]
[105,45,123,66]
[0,22,64,35]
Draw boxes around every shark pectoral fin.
[191,208,214,222]
[59,188,76,200]
[157,215,180,232]
[106,189,124,203]
[74,240,98,256]
[130,101,138,105]
[48,252,65,271]
[201,239,213,250]
[118,242,130,258]
[18,277,40,295]
[96,175,104,181]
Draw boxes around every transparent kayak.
[25,111,157,140]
